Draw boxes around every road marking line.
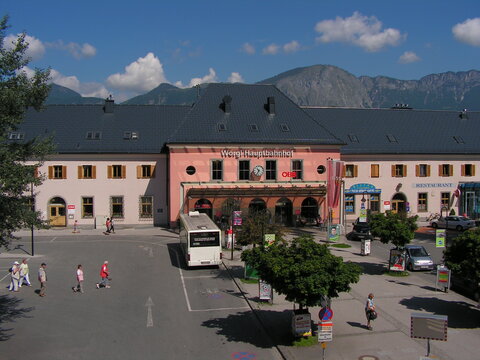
[50,237,57,243]
[183,275,222,279]
[174,251,192,312]
[145,296,154,327]
[189,306,250,312]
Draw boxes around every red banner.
[327,160,343,209]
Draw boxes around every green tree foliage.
[236,209,285,246]
[444,228,480,284]
[241,235,362,309]
[0,16,53,248]
[369,212,418,248]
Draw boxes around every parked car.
[346,222,373,241]
[405,245,434,271]
[430,216,476,231]
[450,273,480,301]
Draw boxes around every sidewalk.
[222,229,480,360]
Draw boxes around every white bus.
[179,211,222,267]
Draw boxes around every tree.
[444,228,480,286]
[369,212,418,248]
[241,235,362,309]
[0,16,53,248]
[235,209,285,246]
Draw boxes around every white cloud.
[5,34,46,61]
[398,51,420,64]
[242,42,256,54]
[187,68,218,87]
[227,72,244,83]
[263,43,280,55]
[46,40,97,59]
[106,52,168,93]
[315,12,405,52]
[283,40,300,53]
[453,18,480,47]
[50,68,109,98]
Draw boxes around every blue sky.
[3,0,480,101]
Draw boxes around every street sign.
[319,307,334,321]
[318,321,333,342]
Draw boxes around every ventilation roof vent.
[280,123,290,132]
[386,134,398,143]
[348,134,359,143]
[249,124,259,132]
[453,136,465,144]
[217,123,227,131]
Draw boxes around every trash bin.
[361,239,371,256]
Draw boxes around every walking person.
[365,293,376,330]
[96,261,111,289]
[72,265,84,293]
[38,263,47,297]
[105,218,111,234]
[19,258,32,287]
[9,261,21,292]
[109,218,115,233]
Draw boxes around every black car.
[346,222,373,241]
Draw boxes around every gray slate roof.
[17,104,191,153]
[305,107,480,155]
[167,83,344,145]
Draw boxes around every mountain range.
[46,65,480,111]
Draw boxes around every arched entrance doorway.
[301,197,319,222]
[49,197,66,227]
[391,193,407,213]
[194,198,213,218]
[275,198,292,226]
[249,198,266,215]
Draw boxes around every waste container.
[361,239,371,256]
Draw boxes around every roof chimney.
[266,96,275,115]
[104,95,114,113]
[221,95,232,113]
[459,109,468,119]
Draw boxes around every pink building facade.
[168,144,341,228]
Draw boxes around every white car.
[430,216,476,231]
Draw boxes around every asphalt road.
[0,234,283,360]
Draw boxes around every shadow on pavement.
[202,309,294,347]
[347,321,369,330]
[0,294,34,341]
[386,279,437,292]
[399,296,480,329]
[356,261,387,275]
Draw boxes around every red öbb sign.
[282,171,297,178]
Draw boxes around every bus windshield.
[190,231,220,247]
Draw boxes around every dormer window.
[8,132,24,140]
[123,131,139,140]
[280,123,290,132]
[86,131,102,140]
[386,134,398,143]
[348,134,359,143]
[217,123,227,131]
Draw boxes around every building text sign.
[221,149,294,159]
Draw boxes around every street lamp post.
[30,182,35,256]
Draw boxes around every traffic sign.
[318,332,332,342]
[319,307,334,321]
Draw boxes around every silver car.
[430,216,475,231]
[405,245,434,271]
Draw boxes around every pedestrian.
[105,218,111,234]
[9,261,21,292]
[38,263,47,297]
[365,293,376,330]
[109,218,115,233]
[96,261,111,289]
[72,264,84,293]
[19,258,32,287]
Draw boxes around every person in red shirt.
[96,261,110,289]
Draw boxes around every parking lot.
[0,232,282,360]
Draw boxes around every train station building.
[12,83,480,228]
